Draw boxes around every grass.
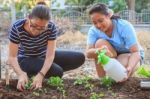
[57,31,87,45]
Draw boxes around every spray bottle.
[96,50,128,82]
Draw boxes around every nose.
[96,23,102,29]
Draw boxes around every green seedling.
[74,76,94,92]
[74,76,92,85]
[47,76,66,99]
[90,92,100,99]
[32,91,40,97]
[137,65,150,78]
[100,76,115,87]
[25,76,34,90]
[47,76,64,87]
[99,92,105,97]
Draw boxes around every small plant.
[90,92,99,99]
[136,65,150,78]
[25,76,34,90]
[74,76,92,85]
[100,76,115,87]
[47,76,64,87]
[47,76,66,99]
[32,91,40,97]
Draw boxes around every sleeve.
[87,27,97,45]
[9,24,20,44]
[48,23,58,40]
[122,22,138,49]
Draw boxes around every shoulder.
[88,25,102,35]
[13,19,26,29]
[114,19,133,28]
[47,21,57,30]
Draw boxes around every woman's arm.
[86,45,97,59]
[8,42,28,91]
[40,40,56,76]
[127,44,140,76]
[8,42,25,75]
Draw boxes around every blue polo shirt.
[87,19,144,58]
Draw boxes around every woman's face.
[90,12,111,32]
[28,18,48,36]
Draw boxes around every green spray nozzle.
[137,65,150,78]
[96,49,110,65]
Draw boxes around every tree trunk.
[126,0,135,11]
[126,0,136,24]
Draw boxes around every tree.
[125,0,135,11]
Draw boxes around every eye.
[98,19,104,23]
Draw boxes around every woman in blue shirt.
[86,3,144,79]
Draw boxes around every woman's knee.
[117,54,130,68]
[95,39,117,57]
[95,39,110,48]
[73,52,85,67]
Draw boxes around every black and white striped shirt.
[9,19,58,58]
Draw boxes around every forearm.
[8,57,24,75]
[86,48,97,59]
[40,56,54,76]
[128,52,140,70]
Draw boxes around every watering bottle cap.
[96,49,110,65]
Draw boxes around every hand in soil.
[17,72,28,91]
[127,66,134,77]
[31,73,43,90]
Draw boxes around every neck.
[24,20,35,37]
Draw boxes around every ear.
[108,9,113,18]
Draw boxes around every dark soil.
[0,77,150,99]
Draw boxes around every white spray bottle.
[96,50,128,82]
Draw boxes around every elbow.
[7,56,16,66]
[85,51,91,59]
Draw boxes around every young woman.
[8,4,85,91]
[86,3,144,79]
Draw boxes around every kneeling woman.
[86,3,144,79]
[8,4,85,91]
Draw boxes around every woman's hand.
[97,46,113,57]
[31,73,44,90]
[17,71,28,91]
[127,66,134,77]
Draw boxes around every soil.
[0,77,150,99]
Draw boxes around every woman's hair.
[36,1,47,5]
[29,4,50,20]
[88,3,120,20]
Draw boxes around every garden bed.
[0,77,150,99]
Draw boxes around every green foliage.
[90,92,100,99]
[47,76,66,99]
[25,76,35,90]
[47,76,64,87]
[74,76,92,85]
[74,76,94,92]
[111,0,127,13]
[100,76,115,87]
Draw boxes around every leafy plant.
[74,76,94,92]
[47,76,66,99]
[47,76,64,87]
[136,65,150,78]
[74,76,92,85]
[100,76,115,87]
[90,92,99,99]
[25,76,34,90]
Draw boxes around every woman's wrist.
[38,71,45,78]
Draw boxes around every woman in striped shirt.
[8,4,85,91]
